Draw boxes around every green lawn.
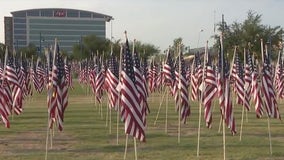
[0,81,283,160]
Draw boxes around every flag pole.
[44,45,51,160]
[274,49,281,99]
[30,55,34,102]
[218,115,222,133]
[165,48,170,134]
[131,41,138,160]
[120,31,131,160]
[106,96,109,127]
[178,43,181,144]
[154,55,168,126]
[11,49,16,121]
[134,138,138,160]
[263,41,273,155]
[124,134,129,160]
[165,87,169,133]
[123,31,130,160]
[109,43,114,135]
[154,88,167,125]
[2,47,8,95]
[220,14,226,160]
[197,41,208,157]
[95,51,98,109]
[240,47,246,141]
[117,43,123,145]
[109,87,112,133]
[51,39,58,150]
[100,56,104,119]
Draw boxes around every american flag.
[141,58,148,83]
[17,57,28,97]
[64,58,73,89]
[217,38,236,135]
[141,58,149,101]
[30,61,38,92]
[105,54,119,110]
[202,52,217,128]
[224,61,236,135]
[174,50,190,124]
[231,51,250,111]
[1,58,13,118]
[35,59,46,93]
[261,48,281,119]
[49,41,69,131]
[119,36,145,142]
[191,52,202,101]
[274,51,284,99]
[88,58,96,94]
[251,58,264,118]
[5,54,23,115]
[185,66,191,85]
[162,49,175,88]
[78,60,88,84]
[133,46,149,125]
[0,86,10,128]
[95,57,104,103]
[23,58,32,97]
[0,48,11,128]
[155,62,163,91]
[148,60,157,93]
[244,49,253,98]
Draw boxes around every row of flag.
[77,36,282,140]
[1,35,281,143]
[0,40,72,131]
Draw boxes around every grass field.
[0,81,283,160]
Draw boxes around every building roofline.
[11,8,113,21]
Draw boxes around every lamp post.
[197,29,204,49]
[39,32,45,56]
[13,40,19,52]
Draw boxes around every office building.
[4,8,113,54]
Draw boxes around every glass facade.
[9,8,112,54]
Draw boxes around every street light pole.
[16,40,18,51]
[197,29,204,49]
[14,40,18,52]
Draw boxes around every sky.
[1,0,284,52]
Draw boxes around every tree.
[18,43,38,59]
[133,40,160,59]
[71,35,160,61]
[0,43,6,60]
[71,35,109,60]
[213,10,283,61]
[171,37,183,54]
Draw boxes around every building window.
[14,35,27,40]
[41,10,53,17]
[14,24,26,29]
[80,11,91,18]
[67,10,78,17]
[13,12,26,17]
[14,29,26,34]
[27,10,39,16]
[14,18,26,23]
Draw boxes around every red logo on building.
[54,10,66,17]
